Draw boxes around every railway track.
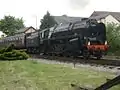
[29,54,120,67]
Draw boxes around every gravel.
[28,58,120,75]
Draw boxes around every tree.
[0,15,25,36]
[40,11,57,30]
[106,23,120,55]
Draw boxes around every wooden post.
[73,56,76,68]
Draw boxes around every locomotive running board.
[71,75,120,90]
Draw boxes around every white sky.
[0,0,120,36]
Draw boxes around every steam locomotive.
[0,19,108,59]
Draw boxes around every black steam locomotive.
[0,19,108,59]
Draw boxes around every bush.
[0,48,6,54]
[0,44,29,60]
[12,50,29,60]
[5,44,15,52]
[0,44,15,54]
[106,23,120,55]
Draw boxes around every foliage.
[106,23,120,55]
[0,15,25,36]
[0,44,14,53]
[0,44,29,60]
[40,11,57,30]
[5,44,15,52]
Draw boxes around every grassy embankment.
[0,60,120,90]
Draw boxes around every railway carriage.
[0,33,26,49]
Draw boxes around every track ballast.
[30,54,120,67]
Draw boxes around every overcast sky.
[0,0,120,35]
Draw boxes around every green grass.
[0,60,119,90]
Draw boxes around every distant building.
[15,26,36,34]
[89,11,120,24]
[53,15,88,25]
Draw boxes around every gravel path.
[28,58,120,75]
